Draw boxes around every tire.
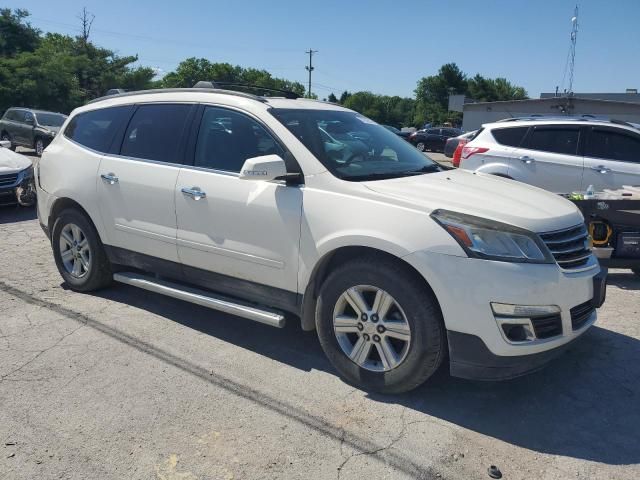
[415,142,426,152]
[51,209,112,292]
[1,133,16,151]
[315,256,446,393]
[34,137,45,157]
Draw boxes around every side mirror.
[0,140,10,149]
[239,154,287,182]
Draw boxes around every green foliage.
[342,92,415,127]
[327,92,338,103]
[161,57,306,97]
[0,9,155,114]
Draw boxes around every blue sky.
[10,0,640,99]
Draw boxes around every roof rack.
[193,81,301,99]
[492,115,640,131]
[87,87,267,105]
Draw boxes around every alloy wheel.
[35,139,44,156]
[59,223,91,278]
[416,142,425,151]
[333,285,411,372]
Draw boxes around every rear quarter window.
[491,126,529,147]
[64,106,131,153]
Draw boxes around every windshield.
[271,109,441,181]
[35,112,67,127]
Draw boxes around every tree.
[342,92,415,127]
[161,57,306,96]
[339,90,352,104]
[327,92,338,103]
[0,8,40,57]
[467,74,527,102]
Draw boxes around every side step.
[113,272,286,328]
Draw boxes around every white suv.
[34,87,606,392]
[459,117,640,193]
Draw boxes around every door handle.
[181,186,206,200]
[519,156,535,164]
[591,165,611,174]
[100,173,119,185]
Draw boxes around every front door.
[512,124,583,193]
[581,126,640,190]
[97,103,194,263]
[175,106,302,296]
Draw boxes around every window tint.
[426,128,440,135]
[23,111,34,123]
[120,104,191,163]
[586,128,640,163]
[194,107,284,172]
[526,127,580,155]
[491,126,528,147]
[64,106,130,152]
[10,110,25,122]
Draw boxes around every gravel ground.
[0,205,639,480]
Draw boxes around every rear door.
[7,110,26,145]
[512,124,583,193]
[581,126,640,190]
[97,103,195,263]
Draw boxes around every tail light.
[461,146,489,160]
[452,139,468,167]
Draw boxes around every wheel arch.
[48,197,103,244]
[300,245,442,331]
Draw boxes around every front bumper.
[403,250,605,379]
[0,171,35,206]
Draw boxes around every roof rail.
[193,81,301,99]
[87,87,267,105]
[495,114,610,123]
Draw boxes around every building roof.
[540,92,640,103]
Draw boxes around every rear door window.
[585,127,640,163]
[491,126,529,147]
[524,126,580,155]
[120,104,191,163]
[65,106,131,153]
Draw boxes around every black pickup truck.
[568,192,640,276]
[0,108,67,156]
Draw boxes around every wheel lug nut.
[371,314,379,323]
[377,325,385,334]
[373,335,381,342]
[361,313,368,321]
[357,323,364,331]
[363,333,370,341]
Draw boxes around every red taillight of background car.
[460,146,489,161]
[452,139,468,167]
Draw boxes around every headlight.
[431,209,554,264]
[20,165,34,179]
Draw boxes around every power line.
[305,49,318,98]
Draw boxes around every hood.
[0,148,32,174]
[363,169,583,233]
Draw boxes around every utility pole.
[568,5,579,94]
[305,49,318,98]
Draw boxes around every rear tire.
[51,209,112,292]
[415,142,426,152]
[315,256,446,393]
[34,137,45,157]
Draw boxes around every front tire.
[51,209,112,292]
[1,133,16,151]
[316,256,446,393]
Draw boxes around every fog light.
[491,303,560,317]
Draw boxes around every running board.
[113,272,286,328]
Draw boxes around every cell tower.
[567,5,579,94]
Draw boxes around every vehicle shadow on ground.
[606,271,640,291]
[0,205,37,224]
[98,285,639,466]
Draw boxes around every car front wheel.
[51,209,113,292]
[1,133,16,151]
[316,256,446,393]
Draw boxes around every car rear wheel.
[415,142,426,152]
[35,138,45,157]
[316,256,446,393]
[51,209,113,292]
[1,133,16,151]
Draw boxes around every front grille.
[539,224,592,270]
[0,173,19,187]
[531,313,563,339]
[570,300,595,330]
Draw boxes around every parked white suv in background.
[34,87,606,393]
[459,117,640,193]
